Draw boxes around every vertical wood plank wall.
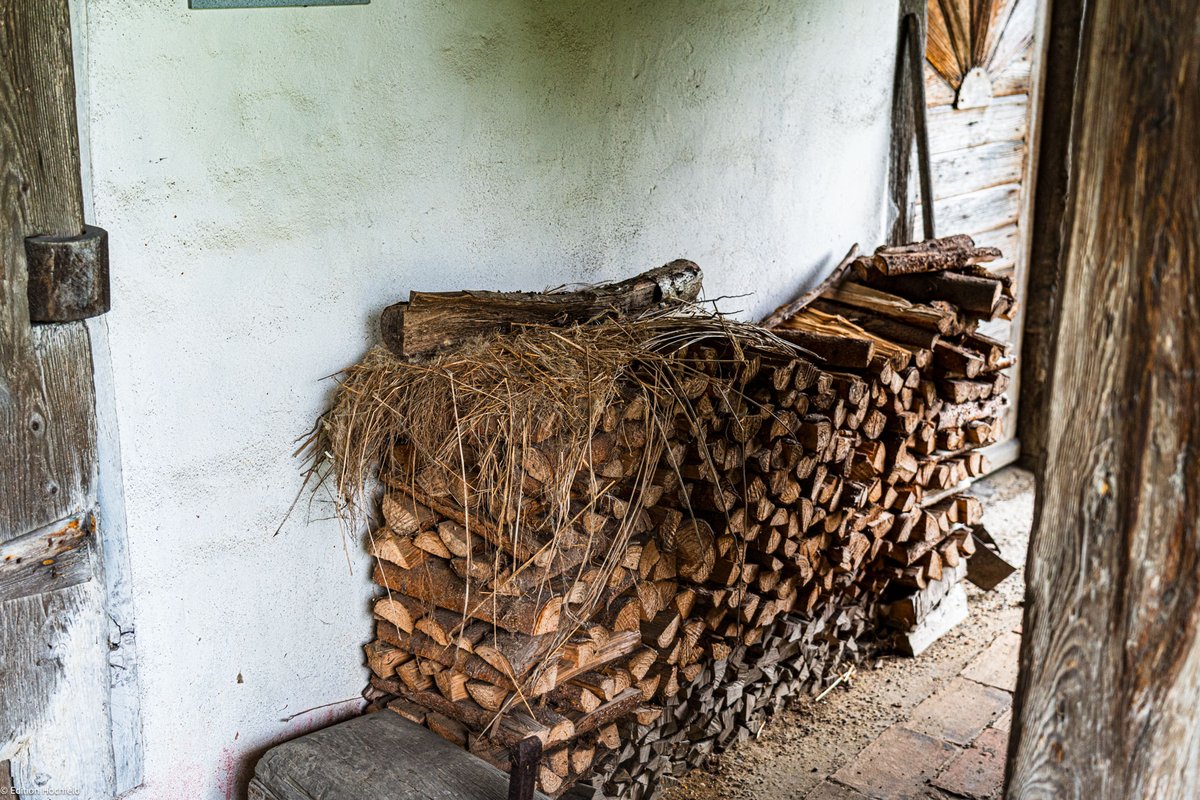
[916,0,1047,460]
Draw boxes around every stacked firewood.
[353,235,1014,799]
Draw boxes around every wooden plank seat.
[247,710,546,800]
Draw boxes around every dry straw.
[303,306,807,716]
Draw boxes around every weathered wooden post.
[1007,1,1200,797]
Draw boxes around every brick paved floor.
[667,467,1033,800]
[810,622,1021,800]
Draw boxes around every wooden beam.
[0,0,90,538]
[1007,1,1200,798]
[1014,0,1088,472]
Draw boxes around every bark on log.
[381,260,703,358]
[862,235,1001,276]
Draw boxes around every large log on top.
[859,235,1001,276]
[381,260,703,358]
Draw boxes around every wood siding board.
[980,0,1017,67]
[927,1,963,87]
[971,223,1021,274]
[925,0,1033,101]
[932,139,1026,199]
[993,0,1046,448]
[971,223,1021,257]
[938,0,973,77]
[0,512,96,603]
[1007,1,1200,797]
[975,318,1012,342]
[991,55,1033,96]
[985,0,1036,74]
[0,579,116,793]
[927,94,1029,154]
[924,0,1041,456]
[925,63,958,106]
[917,182,1021,237]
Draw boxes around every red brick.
[933,727,1009,799]
[906,677,1011,746]
[831,725,956,799]
[962,631,1021,692]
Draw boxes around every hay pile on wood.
[307,238,1015,799]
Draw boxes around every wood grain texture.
[0,576,115,793]
[971,223,1020,273]
[1007,1,1200,798]
[0,0,115,795]
[926,94,1029,154]
[925,0,1033,92]
[923,1,1043,458]
[931,139,1025,199]
[0,511,96,603]
[382,260,702,358]
[990,55,1033,97]
[1014,0,1085,470]
[888,0,932,244]
[0,0,91,540]
[248,710,533,800]
[985,0,1035,75]
[917,182,1021,238]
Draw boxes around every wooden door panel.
[0,574,114,794]
[0,0,116,796]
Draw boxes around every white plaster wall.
[79,1,898,797]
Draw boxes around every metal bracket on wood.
[507,736,542,800]
[25,224,110,322]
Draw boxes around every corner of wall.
[69,0,144,793]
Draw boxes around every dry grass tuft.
[302,307,805,706]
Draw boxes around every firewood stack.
[339,235,1015,799]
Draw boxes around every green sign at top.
[190,0,367,8]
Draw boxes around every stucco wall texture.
[77,1,899,797]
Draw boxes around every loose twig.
[814,665,857,703]
[279,697,362,722]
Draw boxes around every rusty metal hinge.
[25,224,110,322]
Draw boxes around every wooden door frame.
[1,1,135,796]
[1007,0,1200,796]
[1014,0,1087,472]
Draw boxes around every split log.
[374,559,562,637]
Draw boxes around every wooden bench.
[248,710,547,800]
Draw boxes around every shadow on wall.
[222,700,364,799]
